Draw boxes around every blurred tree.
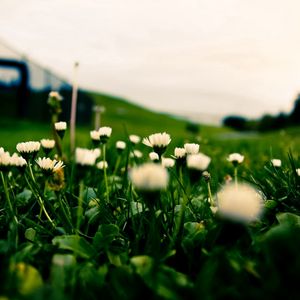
[223,116,247,131]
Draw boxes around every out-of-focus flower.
[116,141,126,150]
[49,91,63,101]
[75,148,100,166]
[143,132,171,155]
[271,159,281,168]
[184,143,200,154]
[130,150,143,158]
[41,139,55,150]
[9,153,27,169]
[36,157,64,174]
[129,163,169,191]
[227,153,244,164]
[173,147,186,159]
[54,122,67,139]
[98,127,112,144]
[149,152,159,161]
[296,168,300,176]
[54,122,67,131]
[90,130,100,141]
[202,171,211,182]
[161,157,175,168]
[0,151,11,171]
[187,153,211,171]
[97,161,108,170]
[129,134,141,144]
[217,183,263,223]
[0,147,4,155]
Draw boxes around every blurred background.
[0,0,300,147]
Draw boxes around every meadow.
[0,92,299,300]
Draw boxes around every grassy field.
[0,92,300,299]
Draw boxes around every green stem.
[1,171,18,249]
[102,144,110,202]
[1,172,18,226]
[24,173,55,228]
[207,181,213,205]
[234,166,238,187]
[76,180,84,232]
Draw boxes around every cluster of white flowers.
[75,148,101,166]
[184,143,200,154]
[143,132,171,149]
[129,163,169,191]
[271,159,282,168]
[36,157,64,173]
[227,153,244,164]
[90,127,112,143]
[129,135,141,144]
[16,141,41,154]
[187,153,211,171]
[217,183,263,223]
[0,150,27,169]
[41,139,55,149]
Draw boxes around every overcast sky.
[0,0,300,120]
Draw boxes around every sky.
[0,0,300,122]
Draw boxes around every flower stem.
[207,181,214,205]
[102,144,110,202]
[76,180,84,232]
[234,166,238,187]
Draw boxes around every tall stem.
[76,180,84,232]
[234,166,238,187]
[102,144,109,202]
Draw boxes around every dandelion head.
[217,183,263,223]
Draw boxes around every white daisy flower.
[184,143,200,154]
[217,183,263,223]
[0,151,11,169]
[97,161,108,170]
[129,163,169,191]
[187,153,211,171]
[174,147,186,159]
[16,141,40,156]
[99,126,112,138]
[227,153,244,164]
[130,150,143,158]
[161,157,175,168]
[90,130,100,141]
[149,152,159,161]
[271,159,281,168]
[9,153,27,168]
[116,141,126,150]
[142,132,171,150]
[129,134,141,144]
[49,91,63,101]
[0,147,4,155]
[36,157,64,173]
[41,139,55,149]
[296,168,300,176]
[75,148,100,166]
[54,122,67,131]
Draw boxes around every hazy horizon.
[1,0,300,120]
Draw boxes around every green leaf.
[16,189,32,206]
[52,235,96,259]
[93,224,120,251]
[25,228,36,242]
